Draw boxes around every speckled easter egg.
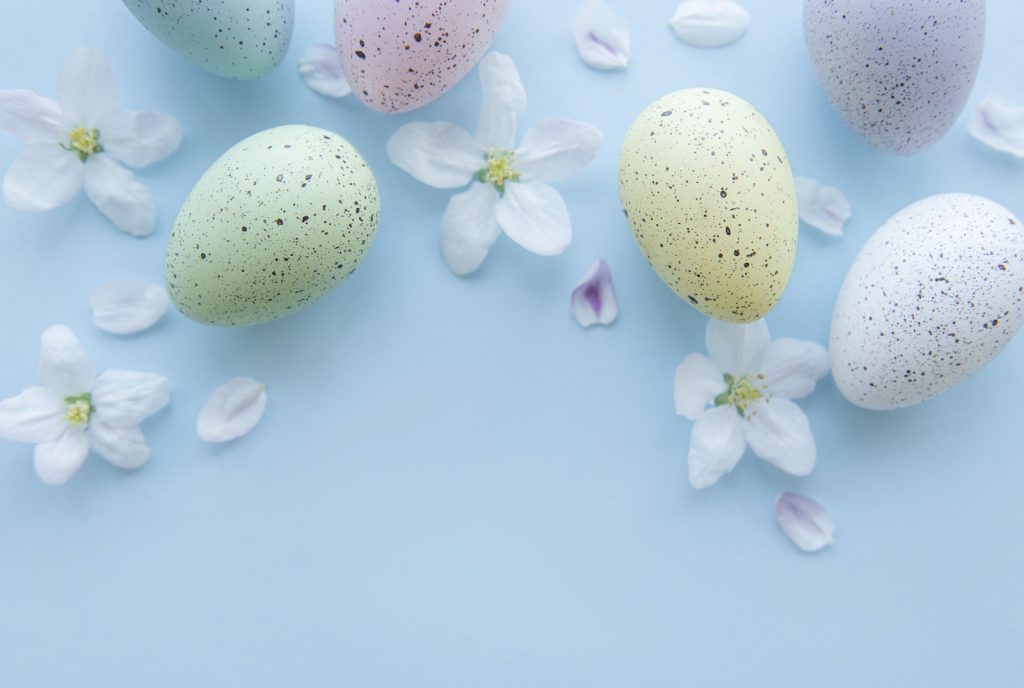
[618,88,798,323]
[334,0,511,113]
[803,0,985,155]
[830,194,1024,410]
[121,0,294,79]
[165,125,379,327]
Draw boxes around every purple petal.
[774,492,834,552]
[574,0,631,71]
[571,259,618,327]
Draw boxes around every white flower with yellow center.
[387,51,603,275]
[0,325,170,485]
[0,48,182,236]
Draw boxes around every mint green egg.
[165,125,380,327]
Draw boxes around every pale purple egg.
[334,0,511,114]
[804,0,985,155]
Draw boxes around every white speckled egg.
[335,0,511,113]
[831,194,1024,410]
[618,88,798,323]
[804,0,985,155]
[165,125,379,327]
[122,0,294,79]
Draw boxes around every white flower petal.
[670,0,750,49]
[83,154,155,236]
[90,280,169,335]
[476,52,527,150]
[516,118,603,183]
[88,421,150,470]
[387,122,483,189]
[744,397,816,476]
[0,387,67,444]
[574,0,631,70]
[0,89,67,143]
[674,353,724,421]
[759,338,830,400]
[34,426,90,486]
[795,176,850,237]
[775,492,835,553]
[299,43,352,98]
[705,317,770,376]
[441,182,502,276]
[3,144,83,212]
[37,325,95,396]
[94,108,182,168]
[968,97,1024,159]
[58,48,119,127]
[571,259,618,327]
[688,404,746,489]
[197,377,268,443]
[91,369,170,427]
[495,181,572,256]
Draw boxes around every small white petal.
[94,108,182,168]
[516,118,603,183]
[3,144,84,212]
[759,338,830,400]
[574,0,631,70]
[744,397,816,477]
[670,0,750,49]
[34,426,90,486]
[688,404,746,489]
[299,43,352,98]
[37,325,95,397]
[674,353,724,421]
[968,97,1024,159]
[476,52,527,151]
[91,369,170,427]
[571,259,618,327]
[0,89,67,143]
[197,377,268,443]
[795,176,850,237]
[387,122,483,189]
[59,48,119,127]
[705,317,770,376]
[0,387,67,444]
[88,421,150,469]
[83,154,156,236]
[495,181,572,256]
[90,280,169,335]
[441,182,502,276]
[775,492,835,553]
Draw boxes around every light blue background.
[1,1,1021,685]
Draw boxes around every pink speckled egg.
[335,0,511,113]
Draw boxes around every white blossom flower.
[387,51,603,275]
[674,318,830,489]
[0,48,182,236]
[0,325,170,485]
[298,43,352,99]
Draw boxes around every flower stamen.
[477,148,520,192]
[63,127,103,162]
[713,372,766,418]
[64,393,94,426]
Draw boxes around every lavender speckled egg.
[335,0,511,113]
[122,0,294,79]
[618,88,798,323]
[803,0,985,155]
[831,194,1024,410]
[165,125,380,327]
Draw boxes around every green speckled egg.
[618,88,798,323]
[165,125,379,327]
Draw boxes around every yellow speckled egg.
[618,88,798,323]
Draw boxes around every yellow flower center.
[714,373,766,418]
[64,393,93,426]
[65,127,103,162]
[477,148,520,192]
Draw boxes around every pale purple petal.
[968,97,1024,159]
[571,259,618,327]
[90,280,169,334]
[197,377,268,443]
[574,0,631,71]
[299,43,352,99]
[775,492,835,553]
[795,176,850,237]
[670,0,750,49]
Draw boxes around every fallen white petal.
[37,325,95,397]
[0,386,67,444]
[387,122,483,189]
[3,144,84,212]
[674,353,724,421]
[299,43,352,98]
[83,154,156,236]
[571,259,618,327]
[775,492,834,552]
[688,404,746,489]
[58,48,119,128]
[34,425,90,486]
[0,89,67,143]
[795,176,850,237]
[495,181,571,256]
[91,369,170,427]
[516,118,604,183]
[574,0,631,70]
[88,421,150,469]
[476,52,527,151]
[94,108,183,168]
[441,182,502,276]
[90,280,169,335]
[197,377,268,443]
[670,0,750,48]
[744,397,816,476]
[968,97,1024,159]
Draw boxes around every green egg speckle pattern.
[165,125,380,327]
